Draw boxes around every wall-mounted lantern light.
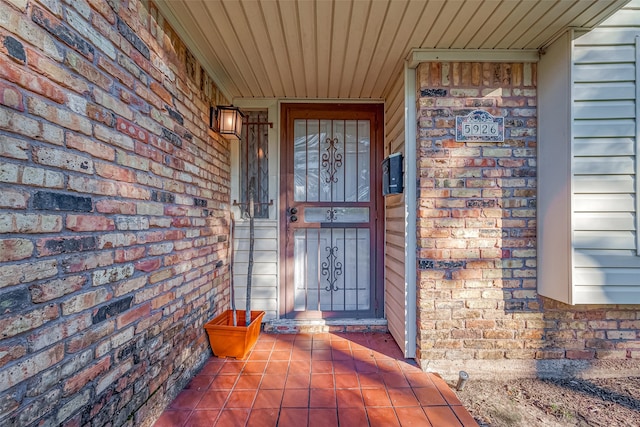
[210,105,244,140]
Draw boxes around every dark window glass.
[240,111,269,218]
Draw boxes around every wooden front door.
[280,104,384,319]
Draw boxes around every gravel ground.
[456,376,640,426]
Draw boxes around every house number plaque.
[455,109,504,142]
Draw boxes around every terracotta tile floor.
[154,333,478,426]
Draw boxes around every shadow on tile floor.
[153,332,478,427]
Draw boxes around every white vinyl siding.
[572,1,640,304]
[539,1,640,305]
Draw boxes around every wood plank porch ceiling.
[155,0,629,101]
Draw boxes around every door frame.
[279,103,385,319]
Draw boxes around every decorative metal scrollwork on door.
[321,137,343,183]
[321,245,342,292]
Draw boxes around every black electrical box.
[382,152,404,196]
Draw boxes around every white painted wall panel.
[538,30,572,303]
[574,231,636,250]
[574,83,635,101]
[573,139,634,156]
[574,212,636,231]
[574,101,635,119]
[574,45,635,63]
[575,251,640,267]
[574,194,635,212]
[384,69,409,356]
[574,64,635,82]
[573,175,635,193]
[575,268,640,286]
[573,156,635,174]
[233,220,279,320]
[574,121,635,138]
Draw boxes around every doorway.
[280,103,384,319]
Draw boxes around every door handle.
[290,215,298,223]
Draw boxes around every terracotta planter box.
[204,310,265,359]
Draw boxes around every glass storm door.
[280,104,384,319]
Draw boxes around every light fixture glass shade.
[211,105,244,139]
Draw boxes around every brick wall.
[415,62,640,378]
[0,0,231,425]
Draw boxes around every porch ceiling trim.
[407,49,541,69]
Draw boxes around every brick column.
[415,62,540,370]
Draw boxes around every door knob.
[289,207,298,214]
[290,215,298,222]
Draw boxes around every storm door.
[280,104,384,319]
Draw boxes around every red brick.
[95,200,136,215]
[151,292,175,310]
[27,97,92,135]
[113,276,146,297]
[31,5,94,59]
[67,321,115,353]
[0,304,59,339]
[29,275,86,303]
[150,81,173,106]
[0,344,64,393]
[115,246,146,263]
[66,215,115,232]
[95,162,136,182]
[65,51,113,90]
[25,49,89,95]
[118,87,146,109]
[116,149,150,171]
[92,87,133,120]
[61,288,111,315]
[0,80,24,111]
[97,56,135,88]
[86,103,116,127]
[0,260,58,288]
[92,264,134,286]
[0,343,27,368]
[27,312,92,351]
[135,258,161,272]
[0,58,65,104]
[134,311,162,335]
[164,205,188,216]
[33,146,94,174]
[62,252,114,273]
[566,350,595,360]
[117,302,150,328]
[0,213,62,233]
[0,135,29,160]
[98,233,137,250]
[67,132,115,161]
[94,123,135,151]
[88,0,115,25]
[116,117,149,143]
[134,140,163,163]
[172,217,191,227]
[0,238,33,261]
[68,176,118,196]
[115,183,150,200]
[64,356,111,396]
[149,268,172,284]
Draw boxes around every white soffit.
[155,0,630,100]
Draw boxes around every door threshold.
[264,318,388,334]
